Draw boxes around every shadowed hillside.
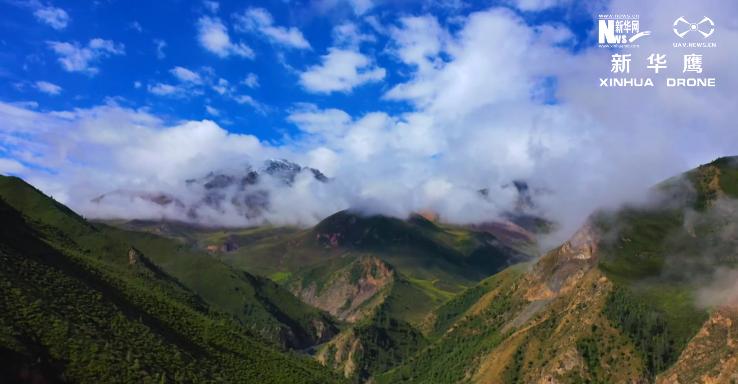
[0,175,348,384]
[95,223,340,349]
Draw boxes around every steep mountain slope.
[316,311,429,384]
[221,211,527,292]
[371,156,738,384]
[286,255,454,383]
[283,255,448,324]
[96,224,340,349]
[0,175,347,384]
[655,305,738,384]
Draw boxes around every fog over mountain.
[1,0,737,245]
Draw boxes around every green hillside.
[317,308,430,384]
[0,175,348,384]
[221,211,527,294]
[284,255,449,325]
[96,224,341,349]
[372,156,738,384]
[7,155,735,383]
[100,219,300,251]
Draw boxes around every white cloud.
[154,39,167,59]
[9,0,70,29]
[49,110,75,120]
[35,81,62,95]
[234,95,267,114]
[212,78,235,95]
[46,39,125,75]
[147,82,204,99]
[299,48,385,93]
[333,22,376,48]
[288,103,352,136]
[170,67,202,84]
[134,81,142,88]
[205,105,220,116]
[364,15,387,35]
[348,0,373,15]
[9,101,38,109]
[312,0,373,16]
[241,73,259,88]
[234,8,311,49]
[3,0,738,240]
[88,39,125,53]
[386,15,449,77]
[509,0,570,11]
[33,5,69,29]
[128,21,143,32]
[0,158,28,174]
[147,83,181,96]
[203,0,219,13]
[197,16,255,58]
[148,67,215,98]
[297,21,383,93]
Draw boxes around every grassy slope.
[0,175,347,384]
[284,255,447,326]
[289,255,463,383]
[594,157,738,378]
[100,219,300,253]
[374,265,528,384]
[318,312,430,384]
[420,263,531,340]
[374,156,738,384]
[222,211,525,295]
[96,224,340,349]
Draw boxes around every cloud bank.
[1,0,737,243]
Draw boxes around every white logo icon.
[673,17,714,38]
[598,16,651,46]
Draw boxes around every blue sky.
[0,0,595,142]
[0,0,735,233]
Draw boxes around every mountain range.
[91,158,553,234]
[2,156,738,384]
[92,158,330,221]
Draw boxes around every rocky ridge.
[92,159,329,221]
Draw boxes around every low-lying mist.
[594,185,738,309]
[5,0,737,255]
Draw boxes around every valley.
[2,156,738,383]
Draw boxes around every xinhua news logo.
[598,14,651,48]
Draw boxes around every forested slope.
[372,157,738,384]
[0,175,347,384]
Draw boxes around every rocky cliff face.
[656,306,738,384]
[287,256,396,322]
[523,222,601,302]
[375,211,655,384]
[277,316,338,350]
[465,222,628,384]
[376,156,738,384]
[316,329,364,379]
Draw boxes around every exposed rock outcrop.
[656,306,738,384]
[128,248,141,265]
[288,256,396,322]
